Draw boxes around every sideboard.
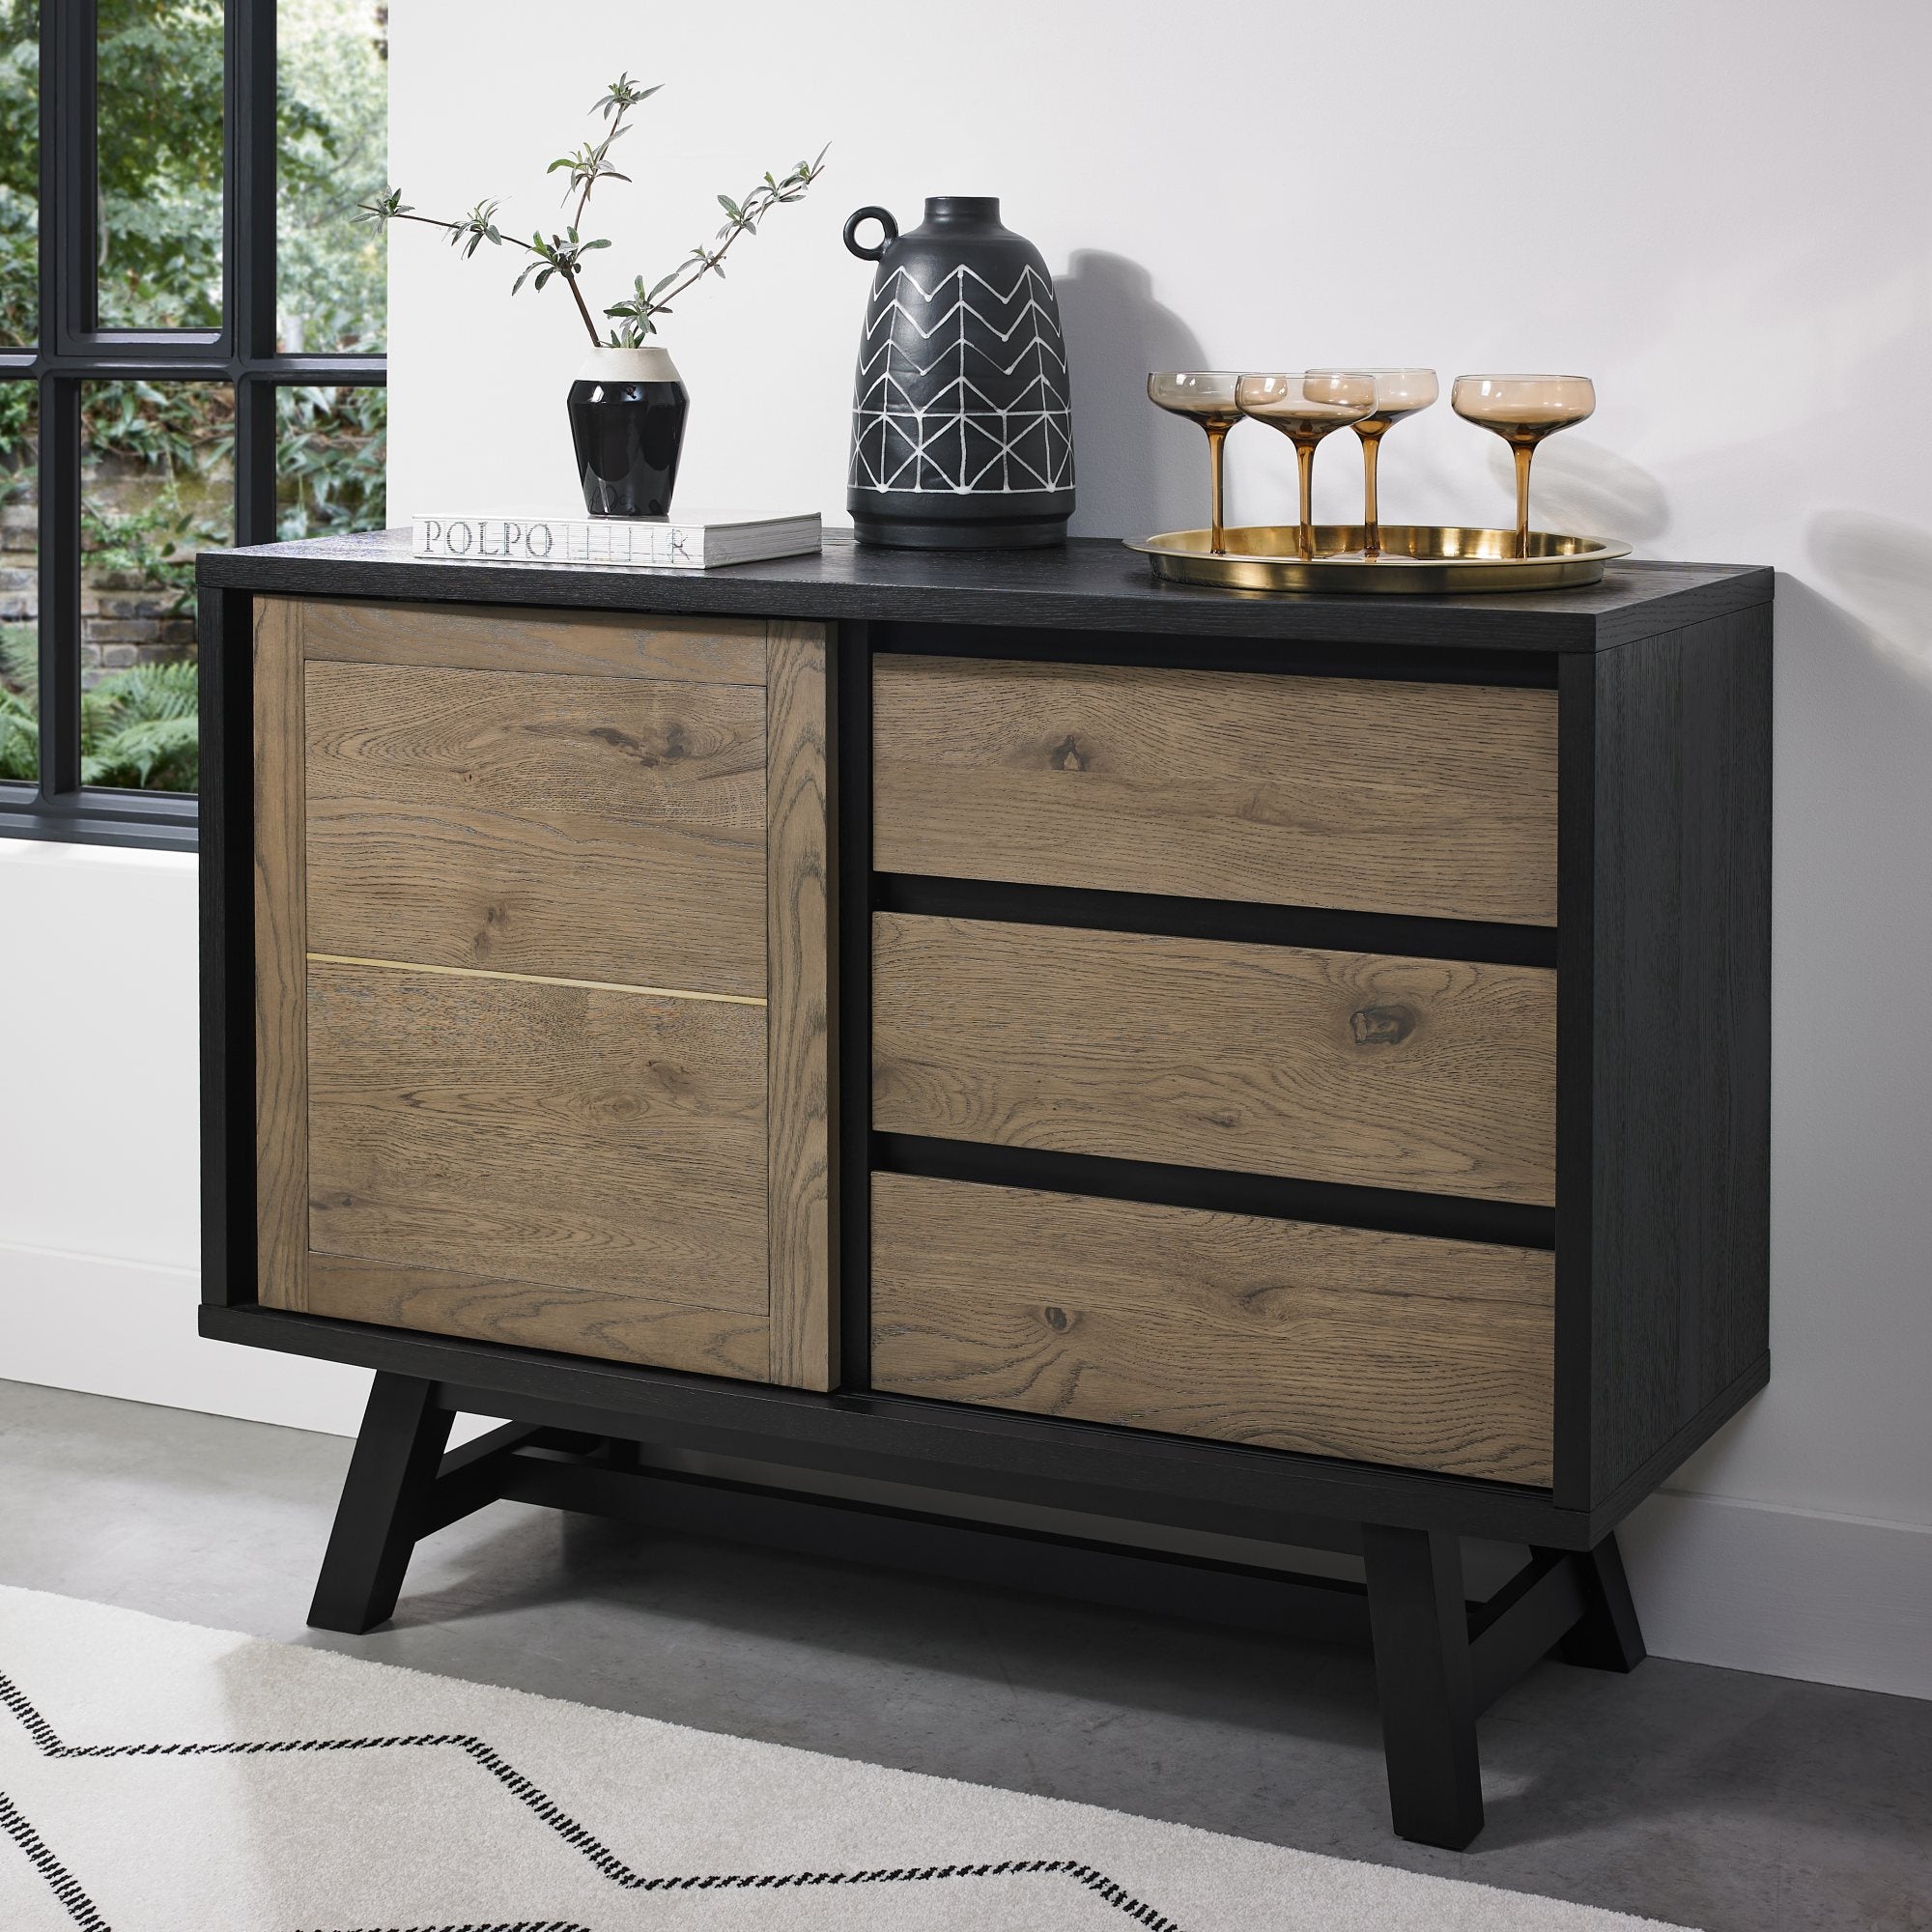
[196,532,1774,1849]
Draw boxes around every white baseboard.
[0,1239,373,1437]
[1621,1488,1932,1700]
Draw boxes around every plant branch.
[601,146,828,345]
[560,260,602,347]
[357,78,826,355]
[384,208,536,254]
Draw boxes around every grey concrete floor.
[1,1378,1926,1931]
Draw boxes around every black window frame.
[0,0,386,852]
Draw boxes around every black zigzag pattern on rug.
[0,1787,110,1931]
[0,1670,1181,1932]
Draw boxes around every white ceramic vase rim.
[578,343,681,384]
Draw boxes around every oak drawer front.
[872,1174,1555,1484]
[873,655,1558,926]
[872,914,1556,1206]
[305,657,768,998]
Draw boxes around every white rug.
[0,1585,1688,1932]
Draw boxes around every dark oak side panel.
[765,621,836,1390]
[1582,608,1773,1499]
[253,597,309,1311]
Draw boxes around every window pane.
[279,0,388,353]
[0,384,34,783]
[276,383,385,538]
[0,2,35,349]
[80,380,231,793]
[97,1,225,330]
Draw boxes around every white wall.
[7,0,1928,1700]
[0,843,374,1433]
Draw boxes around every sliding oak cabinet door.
[253,598,833,1388]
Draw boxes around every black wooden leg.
[1557,1532,1647,1672]
[1362,1523,1484,1850]
[308,1373,455,1634]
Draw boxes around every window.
[0,0,387,849]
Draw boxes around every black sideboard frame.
[302,1371,1644,1853]
[195,542,1773,1850]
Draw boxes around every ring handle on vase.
[843,207,898,262]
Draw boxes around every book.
[410,507,822,570]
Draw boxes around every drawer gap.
[875,1133,1557,1252]
[870,620,1561,690]
[876,873,1558,968]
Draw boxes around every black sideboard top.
[198,528,1773,652]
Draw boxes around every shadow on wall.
[1055,250,1207,541]
[1807,512,1932,690]
[1479,436,1672,547]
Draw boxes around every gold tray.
[1126,525,1632,594]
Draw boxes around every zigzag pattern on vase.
[0,1669,1181,1932]
[850,262,1073,497]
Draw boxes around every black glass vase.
[567,346,689,518]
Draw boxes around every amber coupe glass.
[1148,371,1242,553]
[1346,368,1438,556]
[1450,374,1596,556]
[1234,371,1377,559]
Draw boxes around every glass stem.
[1206,422,1228,554]
[1295,439,1317,561]
[1360,427,1384,557]
[1513,440,1535,558]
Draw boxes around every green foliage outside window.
[0,0,389,794]
[0,627,200,789]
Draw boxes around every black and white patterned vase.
[567,344,689,518]
[843,196,1075,549]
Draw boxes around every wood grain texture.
[873,914,1557,1206]
[873,655,1559,925]
[872,1174,1554,1483]
[764,622,836,1390]
[298,597,767,685]
[253,597,310,1311]
[306,960,768,1311]
[1576,610,1773,1501]
[303,658,767,996]
[303,1254,770,1379]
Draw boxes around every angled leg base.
[308,1373,455,1634]
[1557,1533,1647,1673]
[1364,1527,1646,1849]
[1364,1524,1485,1849]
